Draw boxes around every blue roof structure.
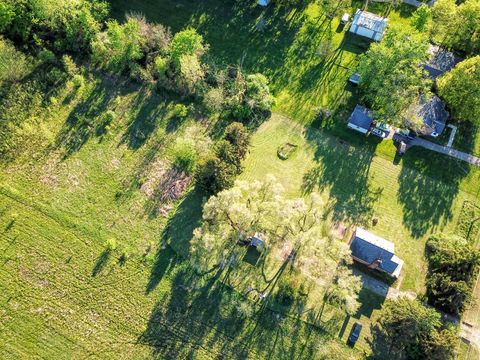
[416,95,449,136]
[350,228,403,277]
[348,105,373,134]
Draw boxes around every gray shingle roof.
[348,105,373,130]
[350,228,403,276]
[416,95,449,135]
[423,45,461,79]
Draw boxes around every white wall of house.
[348,123,368,134]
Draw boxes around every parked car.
[348,322,363,345]
[371,128,386,138]
[341,13,350,25]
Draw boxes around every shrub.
[105,238,117,251]
[154,56,168,80]
[171,140,197,175]
[72,74,85,88]
[91,19,143,74]
[277,275,299,306]
[203,87,224,114]
[195,156,236,194]
[173,103,188,119]
[62,55,78,76]
[223,122,249,159]
[38,49,56,64]
[234,299,254,319]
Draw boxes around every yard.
[1,0,479,358]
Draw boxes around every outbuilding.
[347,105,373,134]
[349,227,404,278]
[349,9,388,41]
[258,0,270,6]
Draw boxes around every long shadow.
[91,249,111,276]
[303,126,382,224]
[397,148,471,238]
[55,75,134,158]
[145,245,178,294]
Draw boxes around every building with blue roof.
[347,105,373,134]
[349,227,404,278]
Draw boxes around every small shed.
[349,9,388,41]
[423,45,461,79]
[415,95,449,137]
[347,105,373,134]
[349,227,404,278]
[258,0,270,6]
[250,233,265,249]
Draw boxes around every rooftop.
[352,9,388,33]
[416,95,449,135]
[348,105,373,130]
[350,227,403,276]
[423,45,461,79]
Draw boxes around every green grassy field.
[241,115,480,292]
[0,75,361,358]
[2,0,479,358]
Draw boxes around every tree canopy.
[191,177,360,313]
[425,233,480,315]
[432,0,480,55]
[374,298,458,359]
[437,56,480,124]
[356,27,430,128]
[91,19,143,74]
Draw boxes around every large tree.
[374,298,458,359]
[356,27,431,127]
[191,177,360,313]
[426,233,480,315]
[437,56,480,124]
[432,0,480,55]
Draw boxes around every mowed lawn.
[241,115,480,292]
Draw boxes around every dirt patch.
[141,160,191,216]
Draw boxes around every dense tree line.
[0,0,274,191]
[425,233,480,316]
[373,298,459,360]
[432,0,480,56]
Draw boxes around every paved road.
[354,270,480,349]
[411,138,480,166]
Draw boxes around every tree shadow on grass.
[140,260,330,359]
[303,127,382,225]
[55,76,134,158]
[397,148,471,238]
[145,188,204,294]
[119,89,173,150]
[161,188,205,256]
[91,248,111,276]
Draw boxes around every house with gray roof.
[349,227,404,278]
[423,45,461,80]
[415,95,449,137]
[347,105,373,134]
[349,10,388,41]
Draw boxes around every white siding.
[348,123,368,134]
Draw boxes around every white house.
[349,9,388,41]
